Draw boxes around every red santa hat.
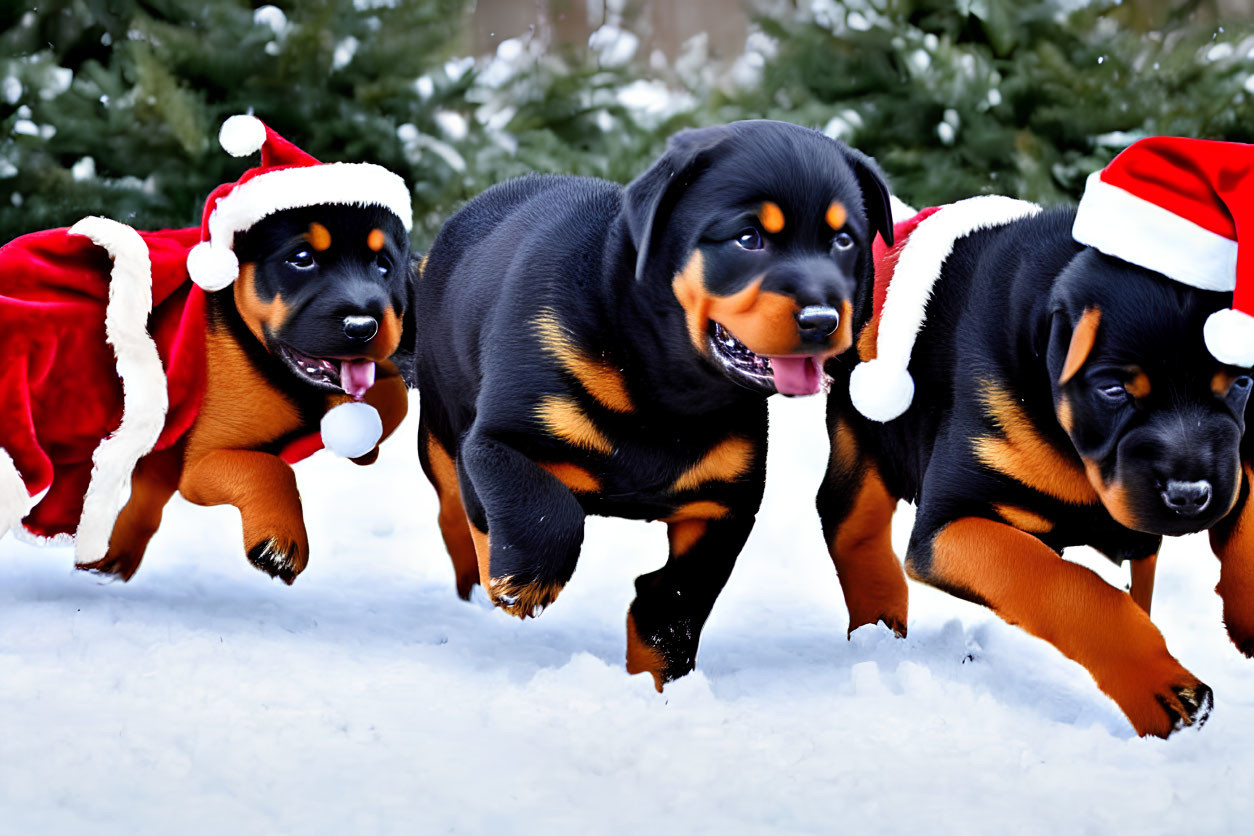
[186,114,413,292]
[1072,136,1254,367]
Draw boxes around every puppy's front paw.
[77,552,142,582]
[247,537,308,584]
[485,575,563,619]
[1112,672,1213,738]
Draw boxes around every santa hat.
[849,195,1042,422]
[1072,136,1254,367]
[186,114,413,292]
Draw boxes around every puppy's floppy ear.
[841,145,894,248]
[624,125,733,282]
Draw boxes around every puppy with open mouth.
[407,120,892,688]
[0,116,412,583]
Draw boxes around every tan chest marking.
[186,327,303,457]
[670,436,755,493]
[534,310,633,412]
[535,395,614,455]
[992,503,1055,534]
[537,461,601,493]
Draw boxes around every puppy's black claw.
[1157,681,1213,733]
[247,537,303,585]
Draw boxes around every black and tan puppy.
[818,195,1253,738]
[89,204,412,582]
[408,121,892,688]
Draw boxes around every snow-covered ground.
[2,393,1252,834]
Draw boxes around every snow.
[2,393,1253,833]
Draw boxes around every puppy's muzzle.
[1161,479,1212,517]
[796,305,841,342]
[343,314,379,341]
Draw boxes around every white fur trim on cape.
[219,114,267,157]
[851,195,1043,422]
[889,194,916,225]
[67,217,169,566]
[0,448,32,540]
[1073,171,1237,293]
[1204,307,1254,367]
[186,240,240,291]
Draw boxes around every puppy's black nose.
[796,305,841,339]
[1162,479,1212,516]
[343,315,379,341]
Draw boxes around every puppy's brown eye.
[832,232,855,252]
[287,249,316,270]
[735,228,763,250]
[375,253,392,275]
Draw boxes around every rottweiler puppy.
[408,121,893,688]
[85,204,411,582]
[818,199,1252,737]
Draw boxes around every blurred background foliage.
[1,0,1252,246]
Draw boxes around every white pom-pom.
[1205,308,1254,367]
[849,359,915,422]
[218,114,267,157]
[186,241,240,291]
[321,401,383,458]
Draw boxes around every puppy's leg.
[910,516,1210,738]
[460,431,585,617]
[418,422,480,600]
[626,509,755,690]
[1129,553,1157,616]
[78,445,183,580]
[817,415,908,636]
[178,450,309,583]
[1209,464,1254,657]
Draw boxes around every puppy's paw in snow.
[1108,669,1213,739]
[485,575,563,619]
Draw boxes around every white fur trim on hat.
[66,217,170,566]
[851,195,1043,422]
[219,114,268,157]
[1073,171,1237,293]
[1204,308,1254,367]
[186,240,241,292]
[321,401,383,458]
[0,448,32,540]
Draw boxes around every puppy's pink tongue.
[340,359,376,400]
[769,356,822,396]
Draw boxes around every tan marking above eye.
[1060,307,1101,385]
[826,201,847,230]
[367,229,386,252]
[1124,368,1151,399]
[973,379,1098,505]
[306,223,332,252]
[759,201,785,234]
